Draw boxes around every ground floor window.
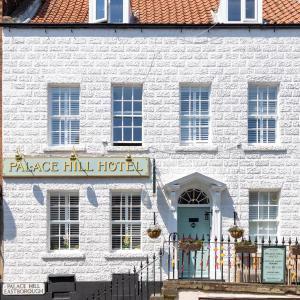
[49,191,79,250]
[111,192,141,250]
[249,191,279,241]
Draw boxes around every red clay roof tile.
[30,0,300,24]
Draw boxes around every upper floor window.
[92,0,128,23]
[50,87,80,146]
[49,191,79,251]
[228,0,257,22]
[249,191,279,241]
[180,86,210,144]
[248,85,277,144]
[112,86,142,146]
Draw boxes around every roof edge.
[1,23,300,29]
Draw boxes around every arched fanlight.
[178,189,209,205]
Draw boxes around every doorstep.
[161,281,300,300]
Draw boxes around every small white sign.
[3,282,45,295]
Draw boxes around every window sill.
[241,144,287,152]
[104,251,148,260]
[41,251,86,260]
[175,145,218,153]
[43,145,87,153]
[106,146,150,153]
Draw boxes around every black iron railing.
[166,233,300,285]
[86,249,163,300]
[86,234,300,299]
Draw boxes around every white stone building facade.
[2,26,300,283]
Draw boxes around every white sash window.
[248,86,277,144]
[50,87,80,146]
[111,193,141,250]
[180,86,210,144]
[249,191,279,241]
[112,86,143,146]
[49,191,80,251]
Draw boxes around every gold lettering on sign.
[33,163,42,172]
[98,161,107,172]
[109,162,117,172]
[136,162,143,172]
[119,162,126,172]
[10,162,17,172]
[126,162,135,172]
[86,162,94,172]
[64,161,72,172]
[51,162,59,172]
[42,162,51,172]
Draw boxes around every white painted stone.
[2,27,300,282]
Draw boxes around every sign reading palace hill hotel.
[3,157,150,177]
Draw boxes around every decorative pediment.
[164,172,226,193]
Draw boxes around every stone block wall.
[1,27,300,281]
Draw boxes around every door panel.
[177,207,210,278]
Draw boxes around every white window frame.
[89,0,130,23]
[112,85,143,146]
[111,191,142,251]
[48,85,80,146]
[216,0,262,23]
[179,86,211,145]
[249,191,279,241]
[48,191,80,251]
[248,85,278,144]
[89,0,108,23]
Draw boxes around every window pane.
[113,128,122,142]
[123,101,132,113]
[96,0,105,19]
[123,128,132,141]
[133,117,142,126]
[133,87,142,100]
[249,206,258,220]
[110,0,123,23]
[133,101,142,114]
[113,117,122,126]
[133,128,142,141]
[246,0,255,19]
[228,0,241,21]
[123,87,132,100]
[123,117,132,126]
[113,87,122,100]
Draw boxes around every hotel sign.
[262,246,286,284]
[3,157,150,178]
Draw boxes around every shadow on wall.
[87,186,99,207]
[3,199,17,241]
[33,184,44,205]
[221,189,236,221]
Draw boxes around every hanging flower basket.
[147,225,162,239]
[235,241,257,253]
[228,226,244,239]
[290,245,300,256]
[178,238,203,253]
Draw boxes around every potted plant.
[178,237,203,253]
[228,226,244,239]
[290,245,300,255]
[122,235,131,249]
[147,224,162,239]
[235,240,257,253]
